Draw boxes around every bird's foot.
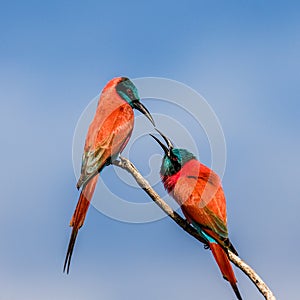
[204,244,210,250]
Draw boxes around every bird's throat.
[161,172,181,193]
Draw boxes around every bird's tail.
[63,174,99,274]
[209,242,243,300]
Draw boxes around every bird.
[64,77,155,274]
[150,129,242,300]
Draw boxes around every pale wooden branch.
[113,156,276,300]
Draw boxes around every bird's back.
[78,89,134,188]
[166,159,228,241]
[85,89,134,152]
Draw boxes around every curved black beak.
[150,134,169,156]
[132,100,155,126]
[154,128,174,149]
[149,129,174,157]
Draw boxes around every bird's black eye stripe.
[173,161,181,172]
[116,79,135,101]
[126,88,134,98]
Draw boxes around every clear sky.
[1,1,299,299]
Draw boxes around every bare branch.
[228,252,276,300]
[113,156,276,300]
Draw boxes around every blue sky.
[1,1,300,299]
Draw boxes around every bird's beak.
[154,128,174,149]
[149,129,174,157]
[150,134,169,156]
[132,100,155,126]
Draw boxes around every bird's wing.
[174,163,229,243]
[77,103,134,189]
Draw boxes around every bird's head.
[150,129,196,176]
[112,77,155,126]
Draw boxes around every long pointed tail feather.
[63,228,78,274]
[63,175,99,273]
[209,243,242,300]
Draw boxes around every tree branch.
[113,156,276,300]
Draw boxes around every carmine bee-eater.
[64,77,155,273]
[150,130,242,300]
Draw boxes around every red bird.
[151,130,242,300]
[64,77,155,273]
